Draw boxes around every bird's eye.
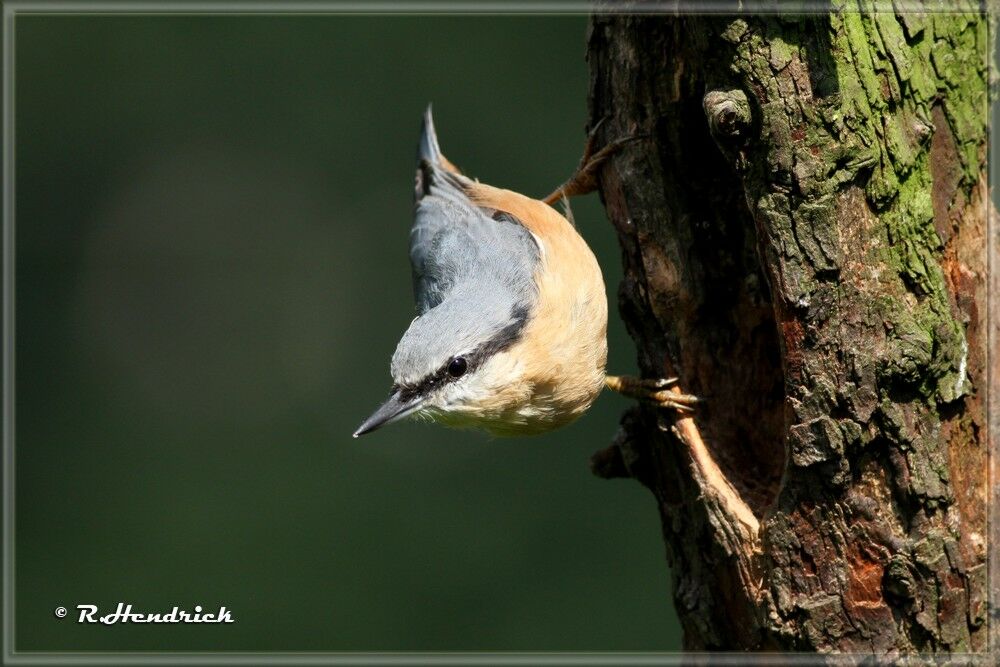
[447,356,468,378]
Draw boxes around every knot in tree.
[703,88,751,142]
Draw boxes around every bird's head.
[353,289,529,437]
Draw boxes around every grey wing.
[409,107,538,314]
[409,170,475,313]
[410,185,539,315]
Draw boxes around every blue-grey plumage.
[354,106,609,437]
[399,108,540,382]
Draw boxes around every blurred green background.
[14,15,681,652]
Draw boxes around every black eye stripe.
[395,305,530,401]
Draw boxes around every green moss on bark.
[825,1,985,408]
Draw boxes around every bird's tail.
[418,104,444,165]
[417,104,462,175]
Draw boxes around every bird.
[353,106,697,438]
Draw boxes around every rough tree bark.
[587,4,993,654]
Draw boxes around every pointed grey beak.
[353,390,424,438]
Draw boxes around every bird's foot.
[542,118,644,205]
[605,375,700,414]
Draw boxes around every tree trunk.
[587,4,992,654]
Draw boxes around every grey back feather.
[391,107,540,386]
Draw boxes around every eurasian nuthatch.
[354,107,697,438]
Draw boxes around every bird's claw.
[605,375,699,415]
[543,120,646,205]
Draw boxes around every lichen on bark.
[588,3,990,654]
